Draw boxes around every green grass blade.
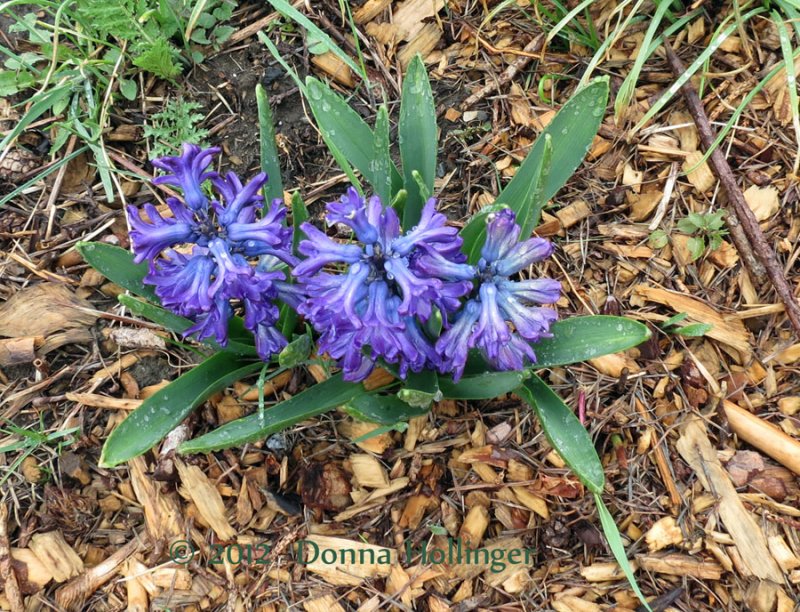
[614,0,672,121]
[631,7,765,135]
[178,373,367,453]
[258,31,307,93]
[265,0,366,81]
[0,145,87,208]
[595,493,651,610]
[0,85,71,153]
[516,374,605,493]
[533,316,651,368]
[399,54,437,228]
[544,0,596,45]
[496,77,608,237]
[256,83,284,202]
[774,11,800,174]
[99,353,262,467]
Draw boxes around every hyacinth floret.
[436,208,561,380]
[127,143,295,359]
[293,187,474,381]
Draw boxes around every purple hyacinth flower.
[151,143,219,211]
[126,145,295,360]
[437,208,560,380]
[294,187,474,381]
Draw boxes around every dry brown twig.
[664,42,800,339]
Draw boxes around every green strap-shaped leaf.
[304,77,401,197]
[99,353,263,467]
[178,373,367,454]
[533,316,651,368]
[372,105,393,205]
[256,83,284,203]
[76,242,157,301]
[439,369,531,400]
[397,369,441,408]
[399,54,437,228]
[519,132,553,239]
[497,77,608,235]
[516,374,605,493]
[344,393,430,425]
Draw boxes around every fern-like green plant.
[143,98,209,157]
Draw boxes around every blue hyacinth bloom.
[294,187,473,381]
[436,208,561,380]
[127,144,295,359]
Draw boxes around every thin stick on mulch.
[664,41,800,339]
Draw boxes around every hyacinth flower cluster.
[294,191,562,381]
[127,144,299,360]
[293,188,475,380]
[128,145,561,381]
[436,209,562,380]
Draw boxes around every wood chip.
[636,553,723,579]
[675,417,783,581]
[645,516,683,552]
[28,532,84,583]
[350,454,390,488]
[311,53,354,87]
[303,593,346,612]
[633,285,751,357]
[176,461,236,540]
[744,185,780,222]
[723,400,800,476]
[555,199,591,228]
[298,535,396,586]
[129,456,184,542]
[683,150,715,192]
[0,336,39,366]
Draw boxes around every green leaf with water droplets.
[495,77,608,236]
[399,54,437,227]
[178,373,368,454]
[99,353,262,467]
[516,373,605,493]
[304,77,402,198]
[533,316,651,368]
[372,105,393,205]
[256,83,284,203]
